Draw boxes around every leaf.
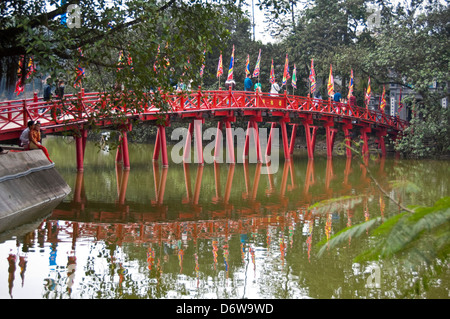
[316,217,382,258]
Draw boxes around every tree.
[0,0,239,105]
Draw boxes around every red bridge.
[0,88,407,171]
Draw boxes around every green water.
[0,136,448,299]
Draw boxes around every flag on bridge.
[282,54,290,86]
[327,64,334,97]
[245,54,250,76]
[380,85,386,111]
[365,77,372,109]
[292,64,297,89]
[217,53,223,78]
[347,69,354,99]
[253,49,261,78]
[226,45,235,81]
[269,59,275,84]
[309,59,316,95]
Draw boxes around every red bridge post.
[265,122,276,157]
[302,115,317,159]
[323,118,337,158]
[75,128,87,172]
[360,125,371,158]
[214,121,223,162]
[153,124,169,167]
[342,121,353,158]
[280,119,290,161]
[376,129,387,157]
[289,124,298,155]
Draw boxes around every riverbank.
[0,150,71,233]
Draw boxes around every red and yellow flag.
[327,64,334,97]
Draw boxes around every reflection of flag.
[282,54,290,86]
[269,59,275,84]
[347,69,354,99]
[217,53,223,78]
[226,45,235,81]
[380,85,386,111]
[245,54,250,76]
[365,77,371,108]
[253,49,261,78]
[327,64,334,97]
[292,64,297,89]
[309,59,316,95]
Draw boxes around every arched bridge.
[0,88,407,171]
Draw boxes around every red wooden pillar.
[75,128,87,172]
[121,129,130,170]
[376,129,387,157]
[342,122,353,158]
[323,120,337,158]
[153,128,161,161]
[360,125,371,157]
[194,119,204,165]
[160,125,169,167]
[243,121,251,160]
[214,121,223,162]
[265,122,276,157]
[289,124,298,155]
[251,120,262,163]
[304,122,318,159]
[184,122,194,163]
[280,120,290,161]
[225,120,235,163]
[153,125,169,167]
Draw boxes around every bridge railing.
[0,89,408,139]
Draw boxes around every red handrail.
[0,89,408,140]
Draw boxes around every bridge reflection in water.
[4,156,392,298]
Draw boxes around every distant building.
[389,81,449,121]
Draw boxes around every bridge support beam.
[303,122,317,159]
[289,124,298,155]
[153,125,169,167]
[116,123,131,170]
[342,121,353,158]
[323,119,337,158]
[75,128,87,172]
[214,121,223,162]
[376,129,387,157]
[243,120,262,163]
[225,120,235,164]
[360,125,371,158]
[280,119,290,161]
[265,122,277,157]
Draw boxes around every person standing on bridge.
[29,121,53,163]
[270,80,280,96]
[244,74,253,91]
[55,80,65,100]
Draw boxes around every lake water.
[0,136,448,299]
